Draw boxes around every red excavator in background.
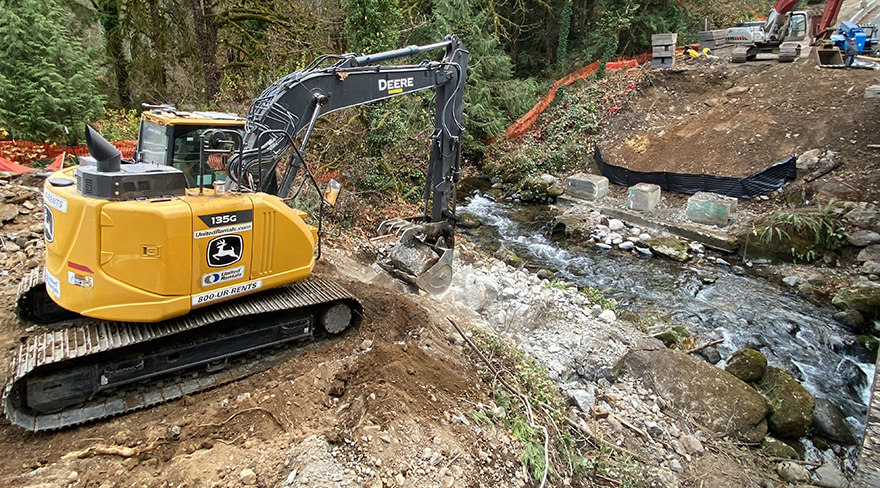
[726,0,844,63]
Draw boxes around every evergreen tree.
[418,0,538,154]
[0,0,103,143]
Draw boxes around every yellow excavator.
[6,36,468,431]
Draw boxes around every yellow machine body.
[42,167,318,322]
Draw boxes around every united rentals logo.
[207,235,243,268]
[43,205,54,243]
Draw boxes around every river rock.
[551,214,590,237]
[701,346,721,364]
[566,388,596,413]
[837,358,869,403]
[832,309,866,334]
[761,437,798,459]
[756,366,814,438]
[645,236,691,263]
[849,230,880,247]
[0,203,18,222]
[832,285,880,320]
[681,435,704,455]
[613,348,768,442]
[811,398,856,445]
[862,260,880,275]
[494,245,523,267]
[653,330,680,348]
[390,238,439,276]
[812,464,848,488]
[857,244,880,262]
[725,349,767,383]
[240,468,257,485]
[776,461,810,484]
[844,208,880,230]
[796,149,821,170]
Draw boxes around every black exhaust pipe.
[85,125,121,173]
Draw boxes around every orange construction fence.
[504,54,651,141]
[0,140,137,165]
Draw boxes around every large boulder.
[831,286,880,320]
[756,367,814,438]
[725,349,767,383]
[645,236,691,263]
[613,348,768,442]
[811,398,856,445]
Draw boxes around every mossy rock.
[494,245,523,268]
[671,326,690,338]
[653,330,680,348]
[857,335,880,363]
[614,348,768,442]
[762,437,798,459]
[725,349,767,383]
[646,236,691,262]
[756,366,814,438]
[832,286,880,320]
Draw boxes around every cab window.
[138,121,169,165]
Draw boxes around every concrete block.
[865,85,880,98]
[652,33,678,46]
[626,183,661,211]
[686,192,738,226]
[565,173,608,201]
[652,44,675,57]
[652,57,674,69]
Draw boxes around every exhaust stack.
[85,125,121,173]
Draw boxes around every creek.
[457,192,874,434]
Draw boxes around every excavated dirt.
[598,55,880,202]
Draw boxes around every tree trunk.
[188,0,220,103]
[96,0,131,108]
[149,0,167,97]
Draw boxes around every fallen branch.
[618,417,651,440]
[686,339,724,355]
[197,407,287,432]
[804,159,843,182]
[448,317,550,488]
[68,439,161,459]
[566,417,650,464]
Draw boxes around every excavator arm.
[227,36,469,293]
[229,36,468,225]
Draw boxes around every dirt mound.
[598,58,880,201]
[0,174,524,487]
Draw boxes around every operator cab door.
[786,12,808,42]
[137,120,237,188]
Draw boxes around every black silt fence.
[593,147,797,200]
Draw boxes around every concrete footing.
[686,192,737,226]
[626,183,661,211]
[565,173,609,201]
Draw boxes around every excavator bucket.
[376,218,455,294]
[815,46,844,67]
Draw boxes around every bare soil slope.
[598,57,880,202]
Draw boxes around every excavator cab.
[136,107,245,187]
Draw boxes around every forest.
[0,0,794,201]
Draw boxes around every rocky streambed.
[434,191,880,486]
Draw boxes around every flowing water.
[459,193,874,431]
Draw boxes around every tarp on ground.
[593,147,797,200]
[0,156,34,174]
